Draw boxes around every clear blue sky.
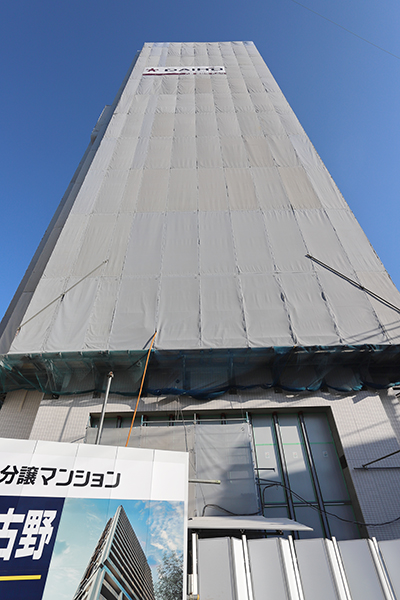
[1,0,400,321]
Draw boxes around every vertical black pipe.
[272,413,298,537]
[298,412,331,538]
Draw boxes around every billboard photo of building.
[44,499,184,600]
[71,504,155,600]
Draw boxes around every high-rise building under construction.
[73,505,155,600]
[1,41,400,598]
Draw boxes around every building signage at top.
[143,66,226,76]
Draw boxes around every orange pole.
[125,331,157,447]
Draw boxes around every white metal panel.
[338,540,387,600]
[281,538,303,600]
[294,539,339,600]
[188,516,311,531]
[248,538,290,600]
[198,538,235,600]
[304,415,350,503]
[379,540,400,599]
[232,537,250,600]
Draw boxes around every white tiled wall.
[0,390,43,439]
[1,386,400,540]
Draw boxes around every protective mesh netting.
[1,345,400,398]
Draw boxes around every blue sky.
[1,0,400,320]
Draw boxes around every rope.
[125,331,157,447]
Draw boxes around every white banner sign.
[0,438,188,600]
[143,66,226,75]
